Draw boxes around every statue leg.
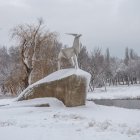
[58,59,61,70]
[74,55,79,69]
[58,52,62,70]
[70,57,75,67]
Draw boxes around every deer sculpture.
[58,33,82,70]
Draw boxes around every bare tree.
[124,47,129,66]
[11,18,59,88]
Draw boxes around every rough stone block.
[17,69,91,107]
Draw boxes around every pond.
[92,99,140,109]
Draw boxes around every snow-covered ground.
[88,84,140,100]
[0,96,140,140]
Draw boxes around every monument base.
[17,68,91,107]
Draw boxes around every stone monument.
[17,34,91,107]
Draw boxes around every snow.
[17,68,91,100]
[88,84,140,100]
[0,97,140,140]
[0,98,65,108]
[33,68,91,86]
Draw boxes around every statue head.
[76,34,82,38]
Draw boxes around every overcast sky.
[0,0,140,57]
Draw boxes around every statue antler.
[65,33,82,37]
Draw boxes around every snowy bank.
[0,97,140,140]
[87,85,140,100]
[0,97,65,108]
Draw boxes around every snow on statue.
[58,33,82,70]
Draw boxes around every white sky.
[0,0,140,57]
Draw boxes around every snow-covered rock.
[17,68,91,107]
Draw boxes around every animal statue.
[58,33,82,70]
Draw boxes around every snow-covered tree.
[11,18,61,87]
